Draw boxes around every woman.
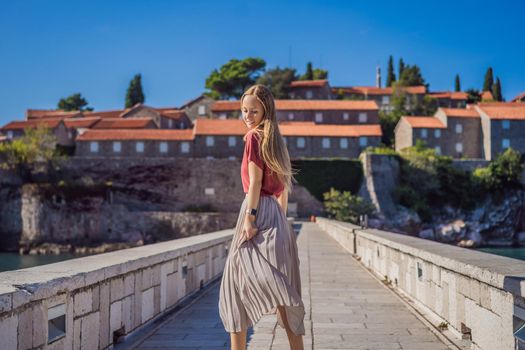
[218,84,305,350]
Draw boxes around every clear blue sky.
[1,0,524,125]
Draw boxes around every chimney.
[376,65,381,88]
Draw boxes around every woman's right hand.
[241,216,258,243]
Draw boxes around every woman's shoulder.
[243,128,263,143]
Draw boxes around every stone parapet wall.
[317,217,525,350]
[0,228,233,349]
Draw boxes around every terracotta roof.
[212,99,378,112]
[26,109,82,120]
[91,118,156,129]
[481,91,494,101]
[440,108,479,118]
[63,117,102,128]
[511,92,525,102]
[194,118,248,136]
[1,118,63,130]
[76,129,194,141]
[402,116,446,128]
[160,110,187,120]
[289,80,328,88]
[83,110,125,119]
[429,91,468,100]
[332,85,427,95]
[279,123,382,137]
[477,103,525,120]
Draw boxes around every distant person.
[218,84,305,349]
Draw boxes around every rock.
[457,239,477,248]
[516,232,525,245]
[418,228,435,240]
[367,218,384,229]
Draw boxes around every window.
[181,142,190,153]
[343,112,349,121]
[288,113,294,120]
[206,136,214,147]
[340,138,348,149]
[219,113,227,119]
[382,96,390,104]
[159,142,168,153]
[306,90,313,99]
[228,136,236,147]
[198,105,206,115]
[358,113,368,123]
[315,112,323,123]
[435,146,441,154]
[434,129,441,138]
[136,142,144,153]
[113,142,121,153]
[322,137,330,149]
[297,137,305,148]
[90,141,99,153]
[502,120,510,129]
[502,138,510,149]
[421,128,428,138]
[6,130,13,139]
[455,143,463,153]
[455,123,463,133]
[168,119,173,128]
[359,136,368,147]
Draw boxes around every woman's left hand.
[242,216,258,243]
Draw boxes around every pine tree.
[386,55,396,87]
[483,67,494,93]
[398,58,405,79]
[303,62,314,80]
[492,77,503,101]
[455,74,461,92]
[125,73,145,108]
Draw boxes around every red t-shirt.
[241,130,285,197]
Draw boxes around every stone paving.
[130,222,452,350]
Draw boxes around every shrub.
[322,187,375,224]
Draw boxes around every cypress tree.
[386,55,396,87]
[492,77,503,101]
[398,58,405,79]
[483,67,494,92]
[455,74,461,92]
[125,73,145,108]
[304,62,314,80]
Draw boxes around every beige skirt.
[218,194,305,336]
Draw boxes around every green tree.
[256,67,298,99]
[386,55,396,87]
[398,64,427,87]
[492,77,503,101]
[0,125,64,179]
[398,58,405,79]
[313,68,328,80]
[465,88,481,104]
[57,93,92,111]
[473,148,523,192]
[300,62,314,80]
[323,187,375,224]
[483,67,494,92]
[455,74,461,92]
[205,57,266,99]
[125,73,145,108]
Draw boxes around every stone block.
[99,281,110,349]
[110,277,124,302]
[0,293,12,313]
[123,273,135,297]
[32,302,46,348]
[133,271,143,329]
[74,290,92,316]
[91,285,100,311]
[18,306,33,349]
[470,279,481,304]
[154,285,161,315]
[122,295,133,334]
[480,283,491,309]
[142,268,153,290]
[110,300,122,340]
[80,311,100,349]
[141,287,155,323]
[151,264,161,286]
[73,318,81,350]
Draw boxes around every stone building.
[427,91,468,108]
[0,118,71,146]
[331,85,427,112]
[178,94,215,120]
[288,79,332,99]
[211,99,380,124]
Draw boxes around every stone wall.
[317,217,525,350]
[0,228,233,349]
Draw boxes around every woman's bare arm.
[246,161,263,222]
[277,189,288,215]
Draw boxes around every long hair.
[241,84,298,194]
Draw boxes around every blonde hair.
[241,84,298,194]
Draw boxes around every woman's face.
[241,95,265,130]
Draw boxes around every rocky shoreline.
[17,239,146,255]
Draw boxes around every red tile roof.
[481,91,494,101]
[76,129,194,141]
[160,110,187,120]
[428,91,468,100]
[26,109,82,120]
[511,92,525,102]
[332,85,427,95]
[402,116,446,128]
[92,118,156,129]
[63,117,102,129]
[212,99,378,112]
[289,80,329,88]
[477,103,525,120]
[441,108,479,118]
[1,118,64,130]
[194,118,248,136]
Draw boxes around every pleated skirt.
[218,194,305,336]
